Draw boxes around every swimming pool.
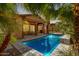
[22,34,62,56]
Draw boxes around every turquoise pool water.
[22,34,62,56]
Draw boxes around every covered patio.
[16,14,54,38]
[22,15,45,35]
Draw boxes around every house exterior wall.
[14,15,23,39]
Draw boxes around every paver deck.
[5,34,46,56]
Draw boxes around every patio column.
[35,23,38,35]
[29,24,30,35]
[43,23,49,34]
[42,24,45,34]
[46,23,49,34]
[51,24,53,32]
[44,23,47,34]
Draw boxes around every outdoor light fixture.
[50,20,61,24]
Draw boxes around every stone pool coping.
[22,43,69,56]
[51,43,70,56]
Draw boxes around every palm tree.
[57,3,79,55]
[0,4,19,53]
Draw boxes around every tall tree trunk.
[0,33,11,53]
[72,4,79,55]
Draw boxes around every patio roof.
[18,14,45,24]
[16,4,44,24]
[25,15,44,24]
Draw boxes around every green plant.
[0,3,20,53]
[10,35,17,44]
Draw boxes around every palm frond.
[0,3,19,33]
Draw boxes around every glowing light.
[48,35,53,38]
